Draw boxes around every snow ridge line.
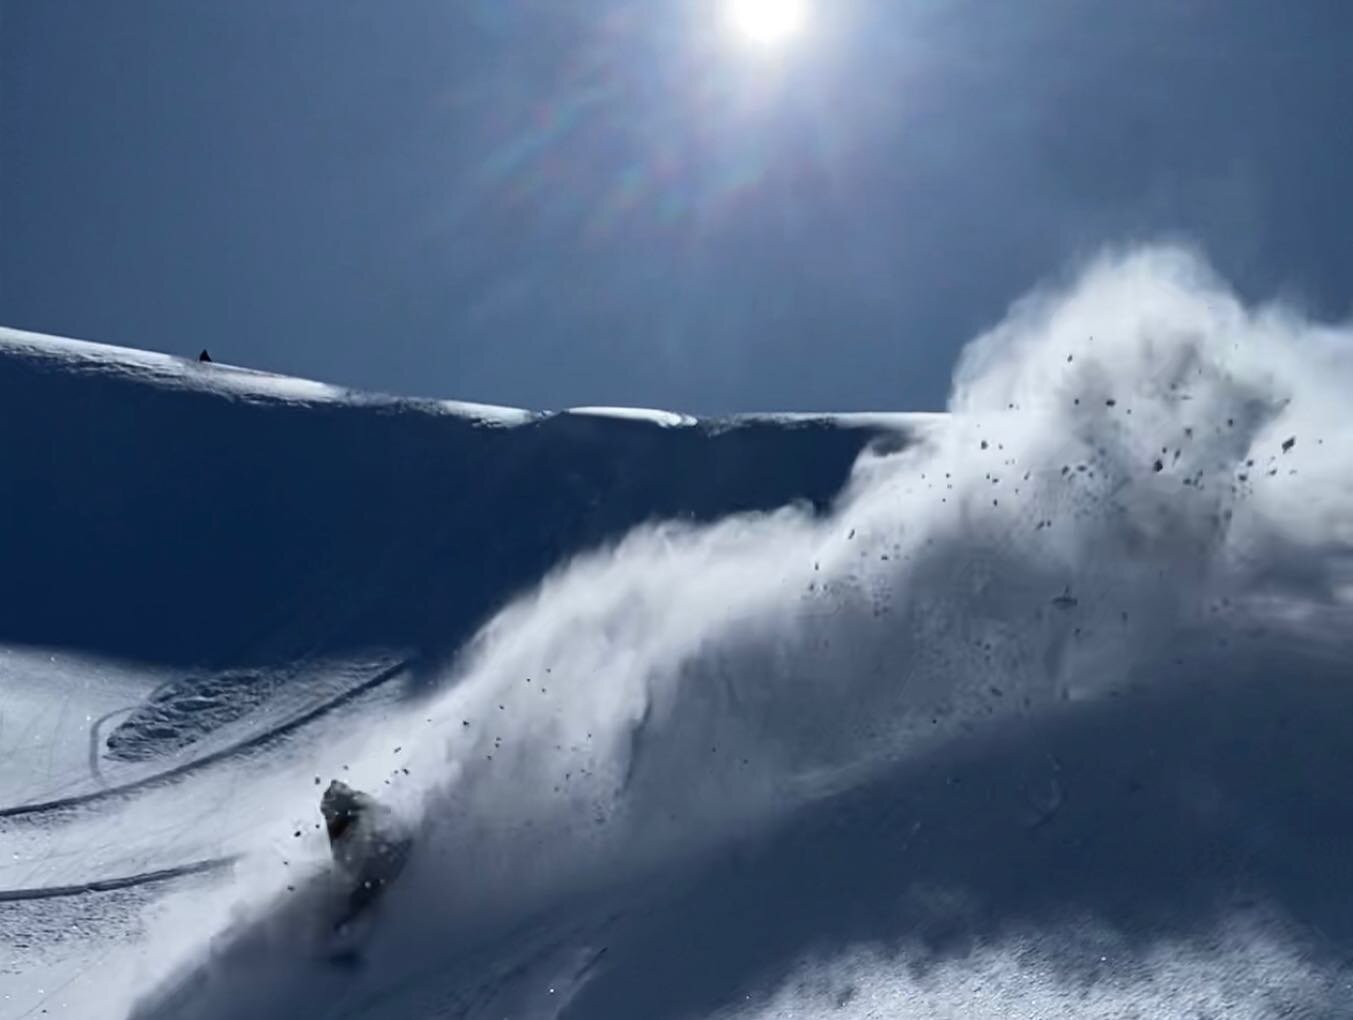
[0,855,236,902]
[0,658,413,820]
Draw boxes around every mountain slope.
[4,246,1353,1020]
[0,327,910,766]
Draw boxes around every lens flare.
[726,0,809,48]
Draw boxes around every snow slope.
[3,245,1353,1019]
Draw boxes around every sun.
[726,0,809,49]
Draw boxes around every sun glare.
[726,0,809,49]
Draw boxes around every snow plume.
[392,247,1353,915]
[122,245,1353,1019]
[719,915,1332,1020]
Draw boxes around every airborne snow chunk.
[1051,586,1079,610]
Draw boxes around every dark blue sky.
[2,1,1350,413]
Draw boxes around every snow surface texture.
[2,244,1353,1018]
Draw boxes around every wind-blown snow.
[3,245,1353,1020]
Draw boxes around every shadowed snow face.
[73,245,1353,1018]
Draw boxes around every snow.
[0,648,166,807]
[4,246,1353,1019]
[565,406,698,427]
[0,327,534,424]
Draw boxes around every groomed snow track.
[0,857,234,903]
[0,659,414,819]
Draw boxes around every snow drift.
[3,245,1353,1020]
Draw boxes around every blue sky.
[2,0,1350,413]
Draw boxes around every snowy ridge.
[1,328,927,430]
[564,406,698,427]
[0,326,905,670]
[0,327,535,424]
[5,246,1353,1020]
[0,328,912,885]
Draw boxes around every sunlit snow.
[3,246,1353,1019]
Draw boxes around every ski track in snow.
[3,245,1353,1019]
[0,858,235,904]
[0,658,412,821]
